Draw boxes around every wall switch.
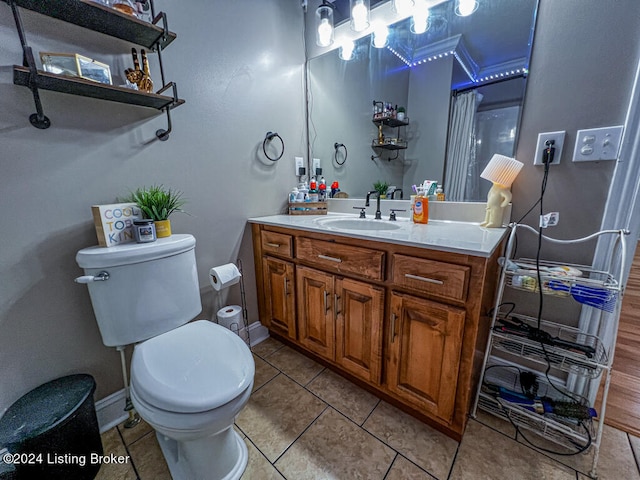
[295,156,305,176]
[312,158,321,176]
[572,125,624,162]
[533,131,565,166]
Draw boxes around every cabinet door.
[335,277,384,384]
[387,293,465,424]
[297,265,335,360]
[262,257,296,339]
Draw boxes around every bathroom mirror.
[306,0,538,200]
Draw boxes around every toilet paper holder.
[210,259,250,347]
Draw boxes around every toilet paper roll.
[217,305,243,330]
[209,263,241,291]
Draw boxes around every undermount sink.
[315,217,403,231]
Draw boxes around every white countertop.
[249,213,508,258]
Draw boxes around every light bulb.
[315,4,334,47]
[393,0,414,16]
[351,0,369,32]
[456,0,478,17]
[372,24,388,48]
[339,40,355,61]
[317,19,333,47]
[411,5,429,34]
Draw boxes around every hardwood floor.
[606,242,640,436]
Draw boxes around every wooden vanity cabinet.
[335,277,384,384]
[387,292,465,423]
[251,222,503,441]
[296,266,335,358]
[297,265,385,384]
[262,256,296,339]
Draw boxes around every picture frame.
[40,52,113,85]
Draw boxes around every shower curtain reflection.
[444,90,483,201]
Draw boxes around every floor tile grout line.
[445,440,461,480]
[115,425,142,480]
[360,398,382,427]
[513,427,589,477]
[299,371,380,426]
[382,452,399,480]
[270,404,331,467]
[304,365,328,387]
[470,413,517,440]
[239,427,288,480]
[250,368,282,395]
[626,432,640,476]
[251,340,285,360]
[253,347,326,389]
[384,452,439,480]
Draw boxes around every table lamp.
[479,154,524,228]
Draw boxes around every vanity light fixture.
[372,23,389,48]
[316,0,335,47]
[350,0,370,32]
[393,0,414,16]
[455,0,479,17]
[411,10,429,34]
[339,39,355,60]
[479,154,523,228]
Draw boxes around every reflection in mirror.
[306,0,538,200]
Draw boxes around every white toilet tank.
[76,234,202,347]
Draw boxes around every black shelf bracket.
[8,0,51,129]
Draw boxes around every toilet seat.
[131,320,254,413]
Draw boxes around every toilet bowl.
[130,320,255,480]
[75,235,255,479]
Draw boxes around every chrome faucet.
[391,188,403,199]
[366,190,382,220]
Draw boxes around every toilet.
[75,234,254,480]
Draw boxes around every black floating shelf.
[371,141,407,150]
[14,66,185,110]
[6,0,176,50]
[372,117,409,128]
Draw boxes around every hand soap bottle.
[412,192,428,224]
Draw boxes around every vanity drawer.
[261,231,293,258]
[392,254,470,301]
[296,237,384,281]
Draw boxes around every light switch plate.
[573,126,624,162]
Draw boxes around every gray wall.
[0,0,305,409]
[403,56,453,193]
[513,0,640,262]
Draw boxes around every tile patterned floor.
[96,337,640,480]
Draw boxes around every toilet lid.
[131,320,254,413]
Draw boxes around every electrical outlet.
[533,131,565,166]
[312,158,321,176]
[295,156,305,176]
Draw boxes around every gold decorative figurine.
[125,48,153,93]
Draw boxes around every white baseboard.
[247,321,269,346]
[94,322,270,433]
[95,388,128,433]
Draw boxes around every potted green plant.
[125,184,187,238]
[373,180,389,199]
[397,106,406,121]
